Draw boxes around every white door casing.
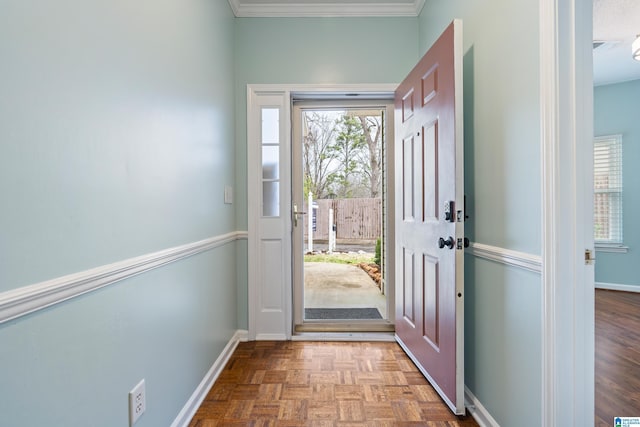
[291,100,395,328]
[540,0,595,425]
[247,84,397,340]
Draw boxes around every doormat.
[305,308,382,320]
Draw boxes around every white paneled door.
[247,91,291,340]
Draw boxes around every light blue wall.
[0,0,238,425]
[419,1,542,425]
[233,16,420,328]
[464,257,542,424]
[420,2,541,254]
[594,79,640,286]
[0,0,237,290]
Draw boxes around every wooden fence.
[304,198,381,241]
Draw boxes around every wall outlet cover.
[129,379,146,426]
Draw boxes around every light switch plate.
[224,185,233,204]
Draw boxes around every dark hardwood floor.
[596,289,640,426]
[189,341,478,426]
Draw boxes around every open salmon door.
[394,20,465,415]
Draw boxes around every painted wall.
[0,1,238,425]
[234,16,420,328]
[594,79,640,286]
[419,1,542,425]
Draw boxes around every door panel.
[261,239,284,310]
[394,20,464,414]
[424,121,438,222]
[402,248,415,325]
[402,136,416,220]
[423,254,439,350]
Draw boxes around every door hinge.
[585,249,595,265]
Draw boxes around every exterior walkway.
[304,262,386,319]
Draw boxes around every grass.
[304,252,374,265]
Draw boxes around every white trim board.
[596,282,640,293]
[0,231,248,325]
[228,0,426,17]
[465,242,542,274]
[292,332,396,342]
[540,0,595,424]
[170,329,248,427]
[465,386,500,427]
[248,83,398,96]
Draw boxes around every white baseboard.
[465,386,500,427]
[235,329,249,342]
[596,282,640,293]
[170,329,248,427]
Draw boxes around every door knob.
[438,236,455,249]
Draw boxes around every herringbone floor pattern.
[189,341,478,426]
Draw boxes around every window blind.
[594,135,623,244]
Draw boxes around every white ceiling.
[593,0,640,85]
[229,0,640,85]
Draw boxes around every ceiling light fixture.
[633,35,640,61]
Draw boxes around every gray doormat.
[305,307,382,320]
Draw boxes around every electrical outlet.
[129,379,146,426]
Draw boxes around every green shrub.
[373,238,381,266]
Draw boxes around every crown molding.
[228,0,425,17]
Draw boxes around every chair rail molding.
[466,242,542,274]
[0,231,248,324]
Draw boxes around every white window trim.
[594,134,623,246]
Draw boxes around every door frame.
[540,0,594,425]
[247,84,397,340]
[291,99,395,331]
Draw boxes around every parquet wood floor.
[189,341,479,426]
[595,290,640,426]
